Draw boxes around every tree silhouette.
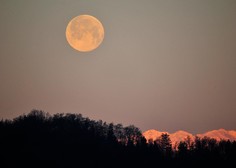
[0,109,236,168]
[159,133,172,157]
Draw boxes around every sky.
[0,0,236,134]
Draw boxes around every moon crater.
[66,15,104,52]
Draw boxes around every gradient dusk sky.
[0,0,236,134]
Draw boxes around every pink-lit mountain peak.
[143,129,236,145]
[197,129,236,141]
[170,130,193,137]
[228,130,236,137]
[170,130,194,143]
[142,129,168,142]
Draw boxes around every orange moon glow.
[66,15,104,52]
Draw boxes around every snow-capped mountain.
[169,130,194,147]
[142,129,167,142]
[142,129,236,146]
[142,129,194,148]
[196,129,236,141]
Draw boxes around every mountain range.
[143,129,236,148]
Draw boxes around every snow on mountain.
[143,129,236,147]
[169,130,194,147]
[142,129,167,142]
[229,130,236,138]
[142,129,193,147]
[196,129,236,141]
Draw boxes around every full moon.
[66,15,104,52]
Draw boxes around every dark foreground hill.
[1,110,236,168]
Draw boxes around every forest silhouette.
[1,109,236,167]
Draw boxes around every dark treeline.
[1,110,236,167]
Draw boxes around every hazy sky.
[0,0,236,134]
